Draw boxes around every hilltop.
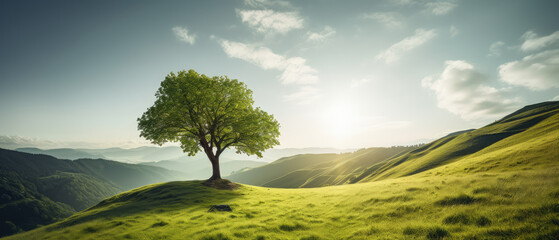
[3,101,559,239]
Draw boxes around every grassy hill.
[230,102,559,189]
[3,101,559,239]
[357,101,559,182]
[227,153,343,186]
[228,147,417,188]
[5,169,558,239]
[0,149,185,237]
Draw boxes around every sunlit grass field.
[5,166,558,240]
[5,102,559,240]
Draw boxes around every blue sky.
[1,0,558,149]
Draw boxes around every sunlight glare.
[322,102,358,137]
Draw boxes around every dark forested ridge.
[0,149,184,237]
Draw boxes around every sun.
[322,102,358,137]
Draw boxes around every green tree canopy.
[138,69,280,180]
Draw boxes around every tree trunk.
[200,139,221,180]
[208,156,221,180]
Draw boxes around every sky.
[1,0,558,149]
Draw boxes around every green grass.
[228,147,417,188]
[4,165,558,239]
[0,147,187,237]
[4,102,559,239]
[229,103,559,190]
[360,106,559,182]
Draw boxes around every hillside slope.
[227,153,344,186]
[230,101,559,188]
[3,101,559,239]
[0,149,185,237]
[6,167,558,239]
[358,101,559,182]
[228,147,417,188]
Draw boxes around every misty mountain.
[141,157,266,179]
[77,146,186,163]
[135,147,355,179]
[14,148,106,160]
[0,148,185,237]
[10,145,356,182]
[7,144,355,164]
[84,146,354,163]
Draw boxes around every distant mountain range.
[140,157,267,179]
[0,149,184,237]
[14,148,106,160]
[14,146,187,163]
[0,146,353,237]
[12,146,357,180]
[13,146,354,163]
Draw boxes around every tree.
[138,69,280,180]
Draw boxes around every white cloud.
[219,40,285,69]
[389,0,413,5]
[280,57,319,84]
[553,95,559,101]
[284,86,320,104]
[377,28,437,63]
[499,49,559,90]
[307,26,336,42]
[449,25,459,37]
[488,41,506,57]
[387,0,458,16]
[243,0,292,8]
[0,135,150,149]
[362,12,404,28]
[238,9,303,34]
[0,135,56,149]
[521,30,559,52]
[219,40,318,85]
[350,78,371,88]
[172,26,196,45]
[425,1,457,15]
[423,60,520,120]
